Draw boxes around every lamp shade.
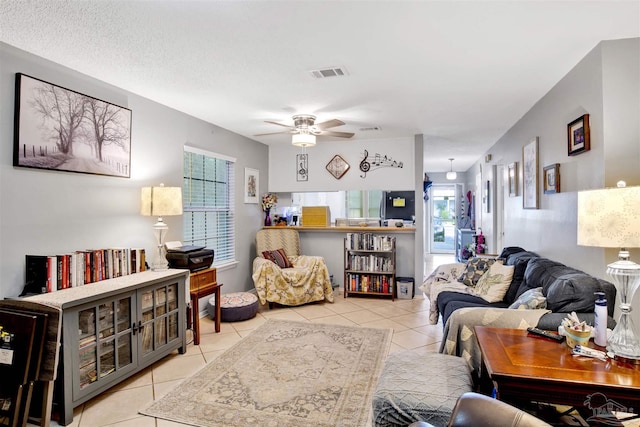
[446,171,457,180]
[292,133,316,147]
[141,185,183,217]
[577,185,640,248]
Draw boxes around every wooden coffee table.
[475,327,640,415]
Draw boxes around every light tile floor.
[42,254,453,427]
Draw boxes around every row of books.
[346,254,394,272]
[345,233,395,251]
[345,273,393,294]
[24,248,147,294]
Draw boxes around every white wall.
[470,38,640,325]
[0,43,269,299]
[268,137,415,192]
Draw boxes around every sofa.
[421,247,617,378]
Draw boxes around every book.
[23,255,48,295]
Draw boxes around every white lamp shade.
[446,171,457,180]
[577,185,640,248]
[292,133,316,147]
[141,186,183,217]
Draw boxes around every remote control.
[527,327,565,342]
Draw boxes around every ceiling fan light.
[292,133,316,147]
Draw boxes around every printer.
[165,242,214,272]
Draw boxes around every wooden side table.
[189,267,222,345]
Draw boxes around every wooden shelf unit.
[344,233,396,300]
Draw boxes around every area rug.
[140,319,392,427]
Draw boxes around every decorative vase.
[264,208,271,226]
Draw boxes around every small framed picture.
[296,154,308,181]
[567,114,590,156]
[244,167,259,203]
[508,162,518,197]
[543,164,560,194]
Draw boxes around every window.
[183,147,236,267]
[346,190,383,218]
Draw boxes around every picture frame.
[296,154,308,182]
[543,163,561,194]
[508,162,518,197]
[567,114,590,156]
[522,137,539,209]
[326,154,350,180]
[13,73,132,178]
[244,167,259,203]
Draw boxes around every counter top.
[263,225,415,233]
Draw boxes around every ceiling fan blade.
[314,119,345,130]
[320,130,355,138]
[264,120,295,129]
[253,130,292,136]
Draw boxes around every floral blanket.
[439,307,549,378]
[419,262,471,324]
[252,255,334,306]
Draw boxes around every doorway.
[430,185,456,253]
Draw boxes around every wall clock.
[326,154,350,179]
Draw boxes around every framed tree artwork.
[13,73,132,177]
[522,137,539,209]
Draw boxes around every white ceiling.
[1,1,638,173]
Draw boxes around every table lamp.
[577,181,640,364]
[141,184,183,271]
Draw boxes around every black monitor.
[381,191,415,221]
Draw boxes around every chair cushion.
[262,248,293,268]
[372,351,473,427]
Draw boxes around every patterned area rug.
[141,319,392,427]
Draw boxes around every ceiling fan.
[254,114,355,139]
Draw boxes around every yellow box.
[301,206,331,227]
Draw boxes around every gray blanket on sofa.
[439,307,550,378]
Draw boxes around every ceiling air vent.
[359,126,382,132]
[309,66,348,79]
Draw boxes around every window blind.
[183,147,236,266]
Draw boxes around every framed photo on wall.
[244,167,259,203]
[13,73,132,178]
[567,114,590,156]
[508,162,518,197]
[522,137,539,209]
[543,164,560,194]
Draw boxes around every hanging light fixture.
[446,158,457,180]
[292,129,316,147]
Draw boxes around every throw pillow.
[474,262,515,303]
[263,248,293,268]
[508,287,547,310]
[458,257,501,287]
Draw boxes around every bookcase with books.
[23,269,186,426]
[344,233,396,300]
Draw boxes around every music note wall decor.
[359,150,404,178]
[296,154,308,181]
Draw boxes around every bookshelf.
[23,270,187,426]
[344,233,396,300]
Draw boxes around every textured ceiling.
[1,1,638,173]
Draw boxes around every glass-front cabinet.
[72,292,137,398]
[70,281,183,402]
[139,282,180,362]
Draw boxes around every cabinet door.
[72,292,137,400]
[138,281,182,362]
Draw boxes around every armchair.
[252,229,334,306]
